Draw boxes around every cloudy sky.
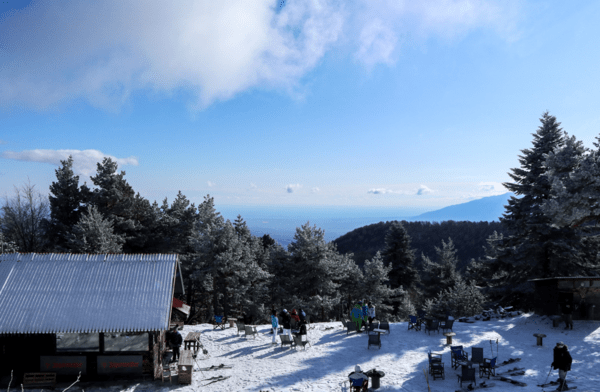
[1,0,600,211]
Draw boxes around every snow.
[29,313,600,392]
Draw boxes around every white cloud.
[0,0,344,111]
[368,188,392,194]
[1,149,138,176]
[207,181,215,187]
[286,183,302,193]
[312,187,320,193]
[0,0,519,110]
[416,185,433,195]
[250,183,258,189]
[478,181,507,193]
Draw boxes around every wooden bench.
[178,349,193,385]
[23,373,57,389]
[184,331,202,353]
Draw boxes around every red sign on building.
[40,356,87,375]
[97,356,143,375]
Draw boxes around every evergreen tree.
[67,205,124,253]
[287,222,344,321]
[421,237,462,299]
[88,157,144,252]
[47,156,85,251]
[361,252,405,320]
[431,280,486,318]
[465,231,504,285]
[496,112,578,300]
[189,197,271,321]
[381,221,420,296]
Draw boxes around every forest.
[1,112,600,324]
[333,220,505,272]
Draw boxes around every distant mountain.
[406,193,513,222]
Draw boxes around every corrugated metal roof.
[0,253,178,334]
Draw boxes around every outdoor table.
[458,360,477,368]
[534,333,546,346]
[372,328,386,335]
[184,331,201,352]
[443,332,456,345]
[366,369,385,390]
[228,318,237,328]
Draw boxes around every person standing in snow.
[561,302,574,330]
[552,342,572,391]
[348,365,369,391]
[361,301,369,327]
[367,302,376,326]
[168,326,183,362]
[281,309,292,337]
[299,308,306,323]
[270,309,279,344]
[351,303,363,331]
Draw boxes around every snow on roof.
[0,253,178,334]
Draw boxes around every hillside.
[406,192,512,222]
[333,220,504,271]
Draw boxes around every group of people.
[270,308,308,344]
[350,300,376,331]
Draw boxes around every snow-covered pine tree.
[336,252,364,320]
[88,157,145,252]
[47,156,86,251]
[67,205,124,253]
[420,237,462,299]
[287,222,344,321]
[0,228,18,253]
[465,231,504,286]
[362,251,405,320]
[541,134,600,274]
[432,280,486,318]
[496,112,580,301]
[381,221,420,300]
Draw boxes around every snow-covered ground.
[58,313,600,392]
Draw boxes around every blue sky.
[2,0,600,213]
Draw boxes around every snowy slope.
[50,313,599,392]
[163,313,598,392]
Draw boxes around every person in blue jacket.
[361,301,369,327]
[271,309,279,344]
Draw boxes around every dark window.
[104,332,149,352]
[56,333,100,352]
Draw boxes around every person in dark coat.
[561,302,574,330]
[168,327,183,362]
[552,342,573,391]
[280,309,292,337]
[298,308,306,323]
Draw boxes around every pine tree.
[88,157,144,252]
[287,222,344,321]
[47,156,85,251]
[361,252,405,320]
[431,280,486,318]
[421,237,462,299]
[496,112,579,300]
[67,205,124,253]
[381,221,420,297]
